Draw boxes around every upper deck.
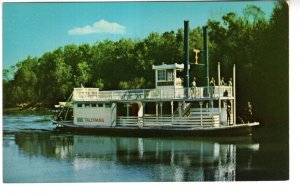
[72,86,233,102]
[73,63,233,102]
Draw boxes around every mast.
[218,62,221,120]
[233,64,236,125]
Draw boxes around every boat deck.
[72,86,233,103]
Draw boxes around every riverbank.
[3,107,53,115]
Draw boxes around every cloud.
[68,19,126,35]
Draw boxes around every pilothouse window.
[167,69,174,81]
[157,70,166,81]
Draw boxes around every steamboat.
[52,21,259,136]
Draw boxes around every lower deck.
[54,97,258,136]
[70,99,235,128]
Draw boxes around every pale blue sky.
[3,1,276,68]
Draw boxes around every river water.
[2,112,289,182]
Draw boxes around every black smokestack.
[203,26,209,89]
[184,20,189,91]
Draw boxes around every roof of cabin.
[152,63,189,70]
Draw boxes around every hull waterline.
[53,120,259,137]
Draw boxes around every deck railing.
[73,86,232,102]
[116,115,220,128]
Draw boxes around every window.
[98,104,103,107]
[91,104,97,107]
[85,104,90,107]
[104,103,111,108]
[77,104,82,108]
[157,70,166,81]
[167,69,174,81]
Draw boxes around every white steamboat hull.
[53,120,259,137]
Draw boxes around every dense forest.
[3,2,288,129]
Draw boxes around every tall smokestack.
[203,26,209,90]
[184,20,189,94]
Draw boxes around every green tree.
[90,40,115,88]
[74,61,91,87]
[254,2,289,127]
[11,56,38,104]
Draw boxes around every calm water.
[2,112,289,182]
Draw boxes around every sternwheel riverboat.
[52,21,259,136]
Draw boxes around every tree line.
[3,2,288,127]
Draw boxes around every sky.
[2,1,276,69]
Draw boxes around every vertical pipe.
[179,102,182,117]
[184,20,189,97]
[171,101,174,124]
[155,70,157,89]
[155,103,158,124]
[200,102,203,126]
[233,64,236,125]
[218,62,221,125]
[203,26,209,93]
[171,101,174,116]
[160,103,163,118]
[173,69,176,88]
[218,62,221,96]
[126,103,129,117]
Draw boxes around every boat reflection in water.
[13,132,259,182]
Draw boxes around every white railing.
[116,115,220,128]
[213,86,233,97]
[190,108,220,116]
[73,86,232,101]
